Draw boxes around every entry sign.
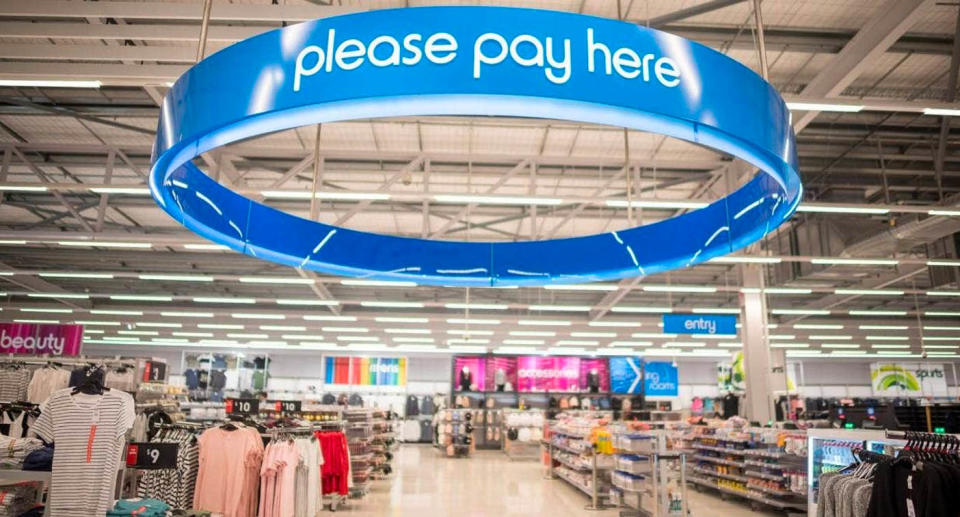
[126,442,178,469]
[662,314,737,335]
[225,398,259,415]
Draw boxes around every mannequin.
[458,366,473,391]
[494,368,507,391]
[586,368,601,393]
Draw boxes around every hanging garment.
[315,432,349,496]
[0,366,31,402]
[26,367,71,404]
[194,426,264,517]
[105,368,137,392]
[137,427,199,510]
[31,388,135,517]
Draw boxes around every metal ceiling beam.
[933,6,960,201]
[649,0,744,27]
[429,159,530,238]
[0,1,357,21]
[792,0,934,133]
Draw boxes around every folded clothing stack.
[0,436,45,469]
[107,498,170,517]
[0,481,42,517]
[21,446,53,472]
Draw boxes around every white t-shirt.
[32,388,135,517]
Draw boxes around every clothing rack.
[0,356,137,369]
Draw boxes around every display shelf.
[550,440,589,455]
[744,459,784,469]
[688,475,804,511]
[552,453,593,472]
[692,455,746,468]
[749,484,795,497]
[744,470,785,482]
[742,449,785,459]
[554,468,595,497]
[690,466,749,483]
[693,444,747,455]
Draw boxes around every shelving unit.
[609,430,688,517]
[502,408,543,461]
[547,422,614,510]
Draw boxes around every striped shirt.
[32,388,135,517]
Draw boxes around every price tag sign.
[270,400,302,413]
[142,361,167,382]
[125,443,178,469]
[225,398,259,415]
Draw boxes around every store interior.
[2,0,960,516]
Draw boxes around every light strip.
[529,305,591,311]
[866,336,909,341]
[0,79,102,88]
[89,187,151,195]
[262,191,390,201]
[710,256,782,264]
[275,299,339,306]
[434,194,563,206]
[110,295,173,302]
[797,206,888,214]
[810,258,899,266]
[588,321,641,327]
[160,311,213,318]
[183,243,230,250]
[360,301,425,308]
[444,303,509,310]
[923,107,960,116]
[860,325,908,330]
[58,241,151,249]
[446,318,501,325]
[509,331,555,337]
[610,306,672,313]
[834,289,904,296]
[340,279,417,287]
[927,291,960,296]
[37,272,114,279]
[139,274,214,282]
[605,199,709,209]
[928,210,960,217]
[375,317,429,323]
[517,320,571,326]
[238,276,314,285]
[544,284,618,291]
[794,324,844,330]
[849,310,907,316]
[260,325,305,331]
[91,310,142,316]
[193,297,256,304]
[765,288,813,294]
[926,311,960,317]
[26,293,89,299]
[20,308,72,313]
[927,260,960,267]
[230,313,286,320]
[643,285,717,293]
[772,309,831,315]
[786,102,863,112]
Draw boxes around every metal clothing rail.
[0,355,138,369]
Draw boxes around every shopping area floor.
[341,445,784,517]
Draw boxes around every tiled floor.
[338,446,789,516]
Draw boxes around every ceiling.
[0,0,958,361]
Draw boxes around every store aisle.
[339,446,782,517]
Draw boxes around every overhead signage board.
[149,6,801,287]
[324,356,407,386]
[663,314,737,335]
[643,361,679,397]
[0,323,83,356]
[870,362,948,397]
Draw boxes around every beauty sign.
[0,323,83,356]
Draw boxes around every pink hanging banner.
[517,356,582,392]
[0,323,84,356]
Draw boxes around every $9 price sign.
[126,442,178,469]
[225,398,259,415]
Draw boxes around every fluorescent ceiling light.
[510,331,555,337]
[172,331,213,337]
[589,321,640,327]
[89,187,151,195]
[340,279,416,287]
[74,320,120,326]
[571,332,617,338]
[922,336,960,341]
[384,328,430,334]
[375,317,429,323]
[392,337,435,343]
[860,325,908,330]
[544,284,618,291]
[797,205,889,214]
[83,329,104,334]
[834,289,903,296]
[605,199,708,209]
[322,327,369,333]
[447,329,494,336]
[821,343,861,348]
[810,258,898,266]
[927,260,960,267]
[717,342,744,348]
[231,313,285,320]
[849,310,907,316]
[770,343,809,348]
[610,306,672,313]
[765,288,813,294]
[136,322,181,328]
[14,319,58,324]
[710,256,782,264]
[92,310,143,316]
[0,240,27,245]
[643,285,716,293]
[810,335,853,340]
[927,291,960,297]
[275,299,339,306]
[335,336,380,342]
[139,274,213,282]
[110,295,173,302]
[447,338,490,344]
[692,308,740,314]
[555,340,599,346]
[926,311,960,317]
[183,243,230,250]
[360,301,424,308]
[20,307,72,313]
[867,335,909,341]
[281,334,324,340]
[118,330,158,336]
[528,305,591,311]
[193,297,256,304]
[610,341,652,347]
[871,344,911,349]
[304,315,357,321]
[633,333,678,338]
[517,320,571,326]
[198,323,243,329]
[794,324,844,329]
[444,303,509,310]
[0,79,101,88]
[923,107,960,116]
[925,325,960,331]
[928,210,960,217]
[446,318,500,325]
[260,325,306,331]
[161,311,214,318]
[503,339,545,345]
[27,293,89,299]
[664,341,706,347]
[923,345,959,349]
[38,272,114,279]
[58,241,151,249]
[238,276,314,285]
[434,194,563,206]
[772,309,831,315]
[263,191,391,201]
[769,335,796,340]
[786,102,863,112]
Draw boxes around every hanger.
[71,369,108,396]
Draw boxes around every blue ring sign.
[150,7,801,287]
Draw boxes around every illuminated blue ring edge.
[150,92,801,287]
